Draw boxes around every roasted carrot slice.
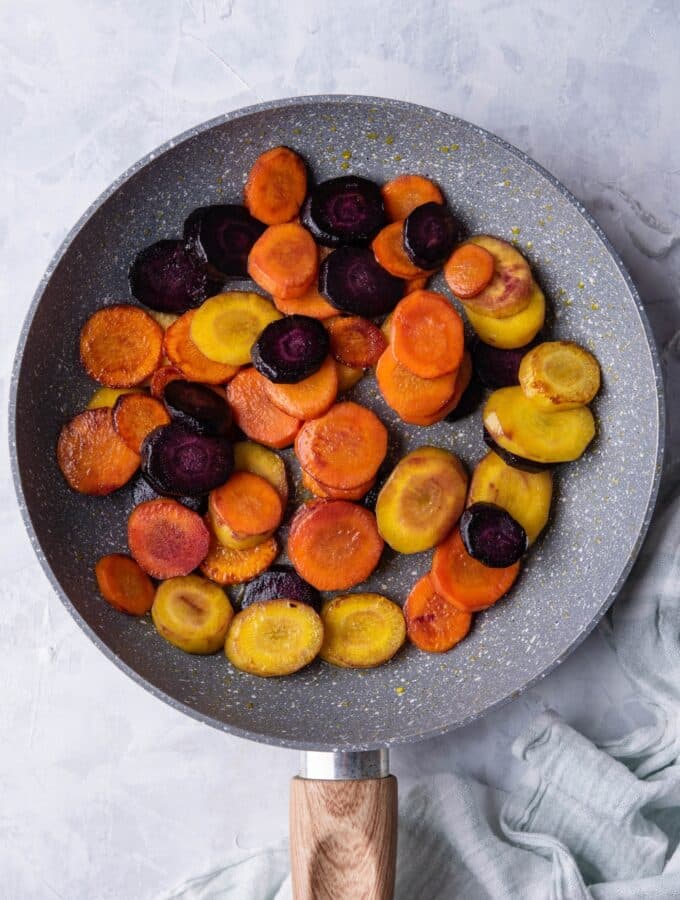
[264,355,338,420]
[288,500,384,591]
[375,347,458,422]
[87,387,138,409]
[150,365,185,398]
[80,305,163,387]
[319,593,405,668]
[372,221,430,279]
[405,275,429,294]
[152,575,233,654]
[335,361,364,393]
[128,498,210,579]
[399,351,473,426]
[326,316,387,368]
[200,532,278,585]
[244,146,308,225]
[272,284,338,320]
[248,223,318,300]
[381,174,444,222]
[190,292,281,366]
[164,311,240,383]
[404,573,472,652]
[294,401,387,490]
[57,408,140,495]
[390,290,464,378]
[431,529,520,613]
[113,393,171,454]
[226,367,301,449]
[444,243,495,299]
[209,471,283,538]
[302,469,375,501]
[95,553,155,616]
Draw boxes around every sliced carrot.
[128,498,210,579]
[375,347,458,422]
[431,529,520,613]
[302,469,376,501]
[226,367,301,449]
[390,290,464,379]
[381,174,444,222]
[444,242,495,299]
[406,275,429,294]
[150,365,185,398]
[190,292,281,366]
[95,553,155,616]
[404,573,472,652]
[294,401,388,490]
[164,311,240,384]
[209,471,283,538]
[57,408,140,495]
[335,361,364,393]
[113,393,171,454]
[288,500,383,591]
[273,283,338,320]
[80,305,163,387]
[372,221,430,279]
[326,316,387,368]
[244,146,307,225]
[200,532,278,585]
[264,355,338,420]
[400,351,473,426]
[248,223,318,299]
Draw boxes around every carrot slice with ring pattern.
[164,311,240,383]
[95,554,155,616]
[227,367,302,449]
[404,574,471,652]
[80,305,163,387]
[381,174,444,222]
[244,146,308,225]
[113,393,171,454]
[248,223,318,300]
[57,408,140,495]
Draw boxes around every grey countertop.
[1,1,679,896]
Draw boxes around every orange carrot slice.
[273,284,338,320]
[127,498,210,579]
[200,532,278,585]
[375,347,458,422]
[326,316,387,368]
[431,529,520,613]
[209,472,283,538]
[263,355,338,420]
[390,290,464,379]
[80,305,163,387]
[381,174,444,222]
[113,393,171,454]
[372,221,430,279]
[244,146,307,225]
[95,553,155,616]
[404,573,472,652]
[226,367,302,449]
[57,408,140,495]
[288,500,383,591]
[301,469,376,501]
[248,223,318,299]
[164,311,240,384]
[443,243,495,299]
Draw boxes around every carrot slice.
[326,316,387,368]
[128,498,210,579]
[375,347,458,421]
[57,408,140,495]
[335,361,364,393]
[294,401,388,490]
[399,351,472,427]
[95,553,155,616]
[301,469,375,501]
[190,292,281,366]
[390,290,464,379]
[431,529,520,613]
[444,243,495,299]
[372,221,430,279]
[226,367,301,449]
[264,355,338,420]
[381,174,444,222]
[87,387,138,409]
[164,311,240,384]
[200,532,278,585]
[404,573,472,652]
[80,305,163,388]
[113,393,171,454]
[150,365,184,398]
[209,471,283,538]
[273,284,338,320]
[406,275,429,294]
[288,500,384,591]
[248,223,318,300]
[244,146,307,225]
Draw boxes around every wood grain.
[290,775,398,900]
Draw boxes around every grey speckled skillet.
[10,95,664,895]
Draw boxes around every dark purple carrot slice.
[251,315,329,384]
[472,340,532,389]
[240,565,321,611]
[183,204,266,279]
[460,502,528,568]
[129,240,213,314]
[131,474,206,513]
[163,379,232,436]
[403,202,462,269]
[483,429,555,473]
[320,247,405,317]
[301,176,386,247]
[141,423,233,497]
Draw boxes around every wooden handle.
[290,775,398,900]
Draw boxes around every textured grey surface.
[11,96,663,750]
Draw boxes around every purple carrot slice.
[301,176,386,247]
[183,204,266,278]
[403,202,462,269]
[129,240,212,313]
[163,380,232,436]
[141,423,233,497]
[483,429,555,473]
[320,247,405,317]
[240,566,321,611]
[251,315,329,384]
[472,340,533,389]
[460,502,528,568]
